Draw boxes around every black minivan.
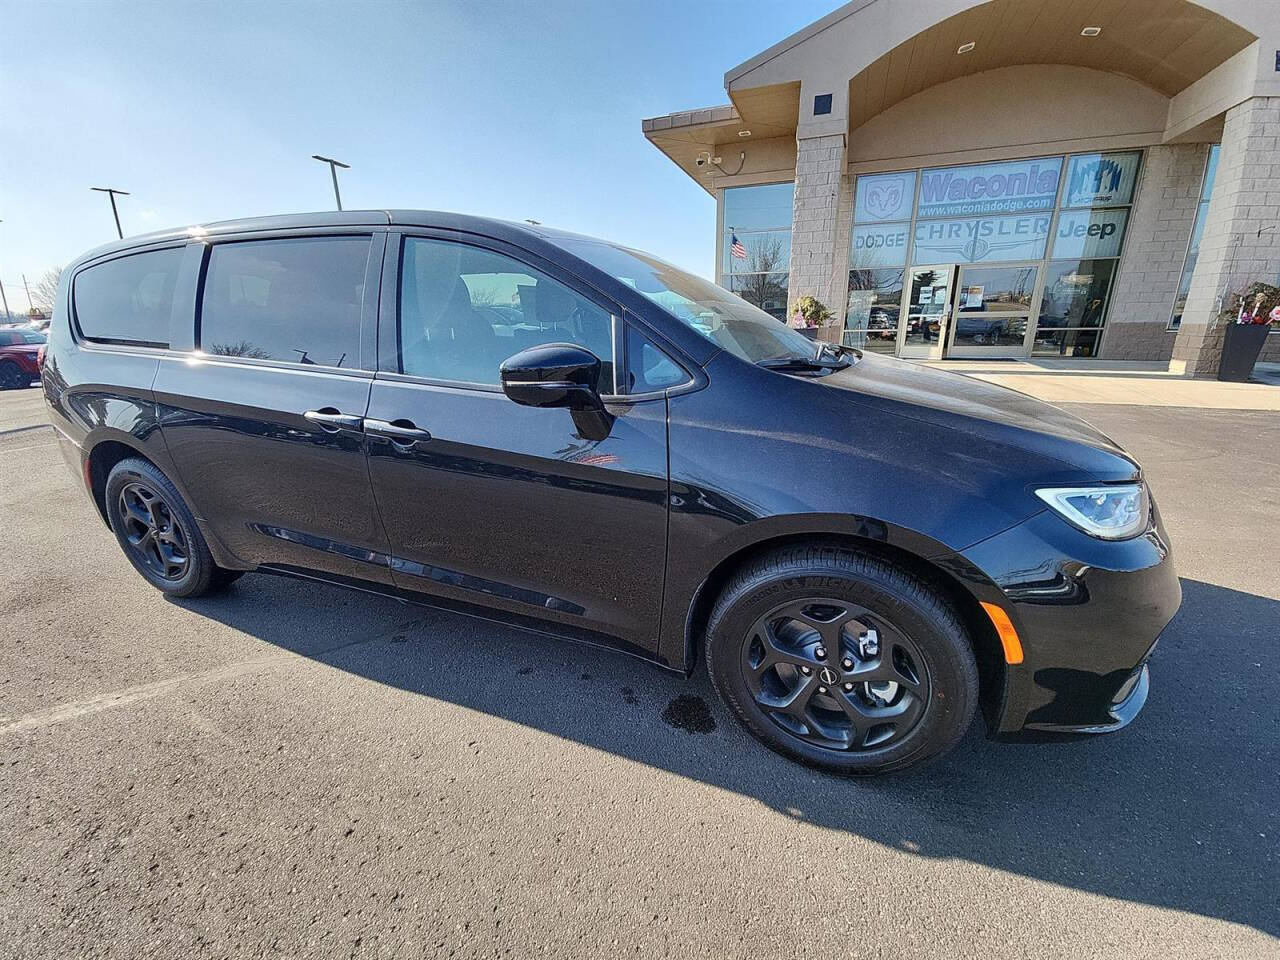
[44,211,1180,774]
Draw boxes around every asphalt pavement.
[1,381,1276,958]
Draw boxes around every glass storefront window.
[954,315,1027,349]
[1052,208,1128,260]
[851,223,910,268]
[913,213,1051,264]
[845,267,904,352]
[727,272,789,320]
[956,265,1037,312]
[917,157,1061,217]
[855,171,917,223]
[1169,144,1220,331]
[722,230,791,275]
[723,182,794,231]
[1062,152,1141,208]
[723,182,794,319]
[847,148,1141,356]
[1039,259,1116,328]
[1033,328,1100,358]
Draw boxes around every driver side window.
[398,237,614,389]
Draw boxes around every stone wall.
[1102,143,1208,361]
[787,134,848,319]
[1173,96,1280,376]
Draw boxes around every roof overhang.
[646,0,1272,189]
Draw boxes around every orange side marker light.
[981,601,1024,665]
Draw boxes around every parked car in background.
[44,211,1180,775]
[0,328,45,388]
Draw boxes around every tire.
[0,360,25,390]
[705,544,978,776]
[105,457,223,598]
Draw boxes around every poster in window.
[1063,152,1140,208]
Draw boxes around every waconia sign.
[916,158,1063,217]
[851,152,1139,266]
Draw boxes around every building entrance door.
[898,264,956,360]
[946,263,1039,358]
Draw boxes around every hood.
[818,352,1139,480]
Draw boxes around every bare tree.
[207,340,272,359]
[736,236,787,315]
[31,267,64,313]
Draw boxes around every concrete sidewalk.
[921,358,1280,410]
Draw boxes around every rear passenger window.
[74,247,184,346]
[398,237,614,389]
[200,237,371,369]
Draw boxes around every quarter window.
[200,237,371,369]
[398,237,614,389]
[625,326,688,393]
[73,247,184,346]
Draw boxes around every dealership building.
[643,0,1280,372]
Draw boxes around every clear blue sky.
[0,0,834,310]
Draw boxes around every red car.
[0,328,45,389]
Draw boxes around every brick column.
[1172,97,1280,377]
[1103,143,1208,361]
[788,133,848,325]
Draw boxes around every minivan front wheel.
[105,457,233,598]
[705,544,978,775]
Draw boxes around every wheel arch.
[680,526,1008,733]
[84,435,155,526]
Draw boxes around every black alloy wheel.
[116,480,190,582]
[705,544,978,775]
[743,598,929,752]
[104,457,239,597]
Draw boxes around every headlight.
[1035,483,1149,540]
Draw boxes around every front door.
[154,231,394,586]
[946,263,1039,358]
[898,264,956,359]
[364,231,670,654]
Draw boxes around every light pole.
[0,219,10,322]
[311,155,350,211]
[90,186,129,239]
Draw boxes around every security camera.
[695,152,712,167]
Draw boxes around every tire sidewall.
[708,563,975,774]
[105,460,210,596]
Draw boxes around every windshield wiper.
[757,354,851,372]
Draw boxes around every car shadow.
[173,575,1278,937]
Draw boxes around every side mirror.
[500,343,604,411]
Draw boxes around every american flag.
[730,232,747,260]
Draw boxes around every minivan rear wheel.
[705,544,978,775]
[105,457,233,598]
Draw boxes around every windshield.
[559,238,819,363]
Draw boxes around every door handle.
[365,418,433,445]
[304,408,364,432]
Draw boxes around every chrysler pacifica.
[43,211,1180,774]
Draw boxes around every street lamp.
[0,220,10,322]
[90,187,130,239]
[311,155,350,211]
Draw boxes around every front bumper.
[961,502,1180,738]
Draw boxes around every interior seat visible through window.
[398,237,614,389]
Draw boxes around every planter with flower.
[787,296,842,342]
[1217,281,1277,382]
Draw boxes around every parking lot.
[1,382,1277,958]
